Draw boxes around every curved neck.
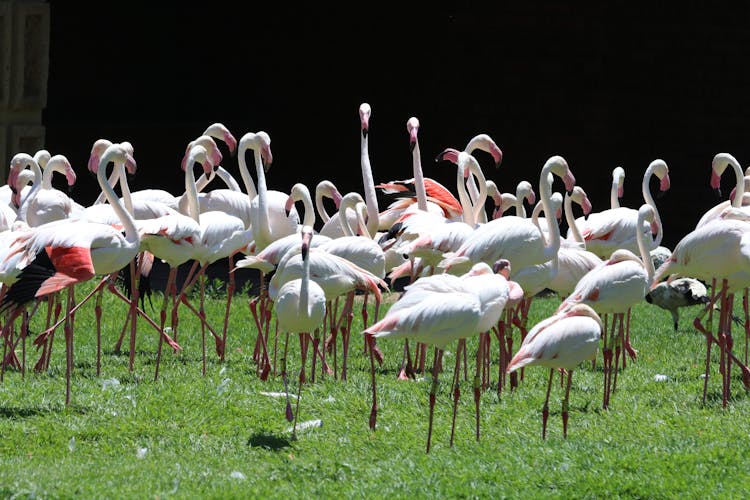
[254,146,273,247]
[641,166,663,248]
[184,160,202,223]
[456,161,475,227]
[195,166,242,193]
[316,187,333,224]
[99,156,139,244]
[296,186,316,228]
[412,141,428,212]
[360,130,379,237]
[564,191,585,245]
[237,146,258,200]
[41,163,59,190]
[539,164,562,260]
[17,160,43,222]
[610,178,620,209]
[728,157,744,208]
[636,212,656,286]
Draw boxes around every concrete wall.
[0,0,49,179]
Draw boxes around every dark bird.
[645,277,712,331]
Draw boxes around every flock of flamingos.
[1,102,749,452]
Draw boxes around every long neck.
[17,160,43,222]
[539,165,562,260]
[254,147,273,248]
[463,138,484,219]
[41,163,56,190]
[300,247,311,316]
[184,161,202,223]
[610,178,620,209]
[316,187,333,224]
[99,159,139,244]
[641,166,663,248]
[456,163,475,227]
[195,166,242,193]
[564,191,585,245]
[297,186,316,228]
[728,157,744,208]
[636,213,656,286]
[117,164,135,215]
[360,131,379,237]
[338,197,362,237]
[412,141,428,212]
[237,146,258,200]
[94,167,121,205]
[467,162,488,225]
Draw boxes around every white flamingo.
[507,303,602,439]
[573,159,670,259]
[274,225,327,439]
[363,260,510,452]
[559,204,658,410]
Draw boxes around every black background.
[41,3,750,253]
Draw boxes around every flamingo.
[317,192,387,377]
[0,144,178,405]
[268,235,388,375]
[695,153,745,229]
[13,154,77,227]
[507,303,602,439]
[170,143,252,371]
[363,259,510,452]
[559,204,658,409]
[547,187,603,299]
[314,180,343,228]
[573,159,670,259]
[610,166,626,209]
[651,205,750,407]
[462,133,504,223]
[438,155,575,276]
[273,225,327,439]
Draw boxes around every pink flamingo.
[651,205,750,407]
[274,225,327,439]
[363,260,510,452]
[507,303,602,439]
[559,204,658,409]
[0,144,178,405]
[574,159,670,259]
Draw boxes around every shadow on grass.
[247,432,292,450]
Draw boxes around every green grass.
[1,281,749,499]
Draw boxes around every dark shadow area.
[247,432,292,451]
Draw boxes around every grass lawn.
[1,280,749,498]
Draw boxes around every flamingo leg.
[426,347,444,454]
[562,370,573,438]
[542,368,554,440]
[368,334,378,430]
[449,338,464,448]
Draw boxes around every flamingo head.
[465,133,503,167]
[96,144,137,177]
[184,144,212,176]
[87,139,114,173]
[50,155,76,186]
[571,186,593,215]
[407,117,419,153]
[710,153,739,197]
[359,103,371,138]
[435,147,461,164]
[203,122,237,155]
[34,149,51,169]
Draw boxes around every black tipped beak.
[713,188,722,198]
[362,128,368,139]
[656,190,666,200]
[409,141,416,153]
